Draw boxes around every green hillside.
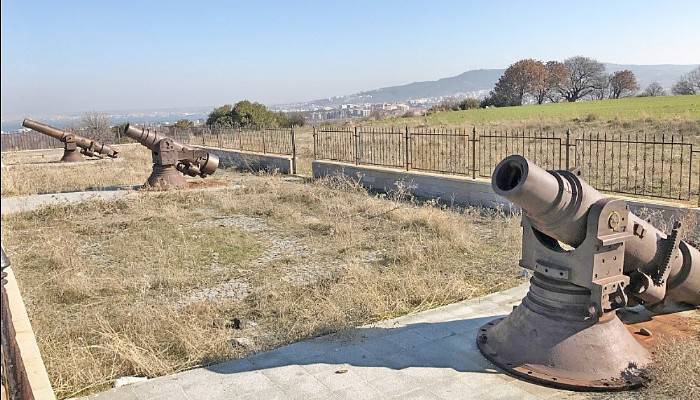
[387,95,700,126]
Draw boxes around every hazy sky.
[2,0,699,119]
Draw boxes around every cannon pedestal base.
[145,164,186,188]
[477,274,650,391]
[60,148,83,162]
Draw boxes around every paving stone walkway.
[85,284,586,400]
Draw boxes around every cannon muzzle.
[22,118,119,160]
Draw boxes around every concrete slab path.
[84,284,587,400]
[1,189,135,215]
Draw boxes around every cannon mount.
[477,197,650,390]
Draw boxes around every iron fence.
[314,126,700,204]
[477,130,563,177]
[1,131,64,152]
[169,126,296,157]
[313,126,356,164]
[2,127,121,152]
[169,125,297,174]
[411,127,472,175]
[574,132,695,201]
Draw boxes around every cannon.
[22,119,119,162]
[122,124,219,188]
[477,155,700,391]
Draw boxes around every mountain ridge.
[297,63,699,107]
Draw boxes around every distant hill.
[299,63,698,106]
[351,69,503,103]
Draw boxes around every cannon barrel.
[122,124,217,175]
[123,124,184,152]
[22,119,118,158]
[22,118,68,141]
[492,154,700,306]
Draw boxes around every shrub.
[458,98,480,110]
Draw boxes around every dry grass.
[638,336,700,400]
[0,144,153,196]
[598,317,700,400]
[2,173,523,398]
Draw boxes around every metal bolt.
[608,211,621,231]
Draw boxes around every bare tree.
[688,66,700,91]
[609,70,639,99]
[555,56,606,102]
[81,112,111,142]
[590,73,611,100]
[643,82,665,97]
[672,79,696,95]
[672,67,700,95]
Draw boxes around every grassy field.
[0,144,153,196]
[381,95,700,127]
[2,172,523,398]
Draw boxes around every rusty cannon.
[123,124,219,188]
[478,154,700,391]
[22,119,119,162]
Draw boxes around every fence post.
[291,126,297,175]
[217,128,222,148]
[565,128,571,170]
[354,126,360,165]
[262,128,267,154]
[239,128,243,150]
[695,149,700,207]
[404,126,410,171]
[471,126,477,179]
[312,126,317,159]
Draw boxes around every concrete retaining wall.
[1,267,56,399]
[198,146,294,174]
[312,160,700,223]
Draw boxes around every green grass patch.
[383,95,700,127]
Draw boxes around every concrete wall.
[198,146,294,174]
[312,160,700,223]
[2,268,56,399]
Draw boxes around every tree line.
[480,57,700,108]
[205,100,305,128]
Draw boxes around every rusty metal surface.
[146,164,187,188]
[60,136,84,162]
[477,272,650,391]
[619,306,699,350]
[123,124,219,189]
[21,119,119,161]
[477,154,700,392]
[492,154,700,307]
